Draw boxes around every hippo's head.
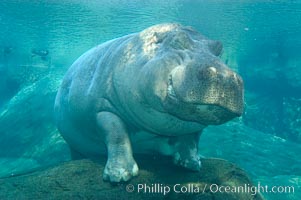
[164,55,244,125]
[138,24,244,126]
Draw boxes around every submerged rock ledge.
[0,156,264,200]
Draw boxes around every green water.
[1,1,300,70]
[0,1,301,199]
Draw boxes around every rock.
[0,158,40,177]
[0,70,70,177]
[0,62,51,108]
[6,64,50,89]
[0,156,264,200]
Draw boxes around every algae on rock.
[0,156,264,200]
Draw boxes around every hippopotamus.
[54,23,244,182]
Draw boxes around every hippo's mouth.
[164,74,243,125]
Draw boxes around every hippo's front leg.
[173,133,202,171]
[96,112,138,182]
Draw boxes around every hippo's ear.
[208,40,223,56]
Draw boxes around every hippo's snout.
[196,64,244,116]
[165,60,244,125]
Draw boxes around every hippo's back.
[55,35,134,122]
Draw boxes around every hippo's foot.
[103,156,139,182]
[96,112,139,182]
[172,133,202,171]
[173,151,201,171]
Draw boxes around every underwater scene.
[0,0,300,199]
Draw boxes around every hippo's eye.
[198,66,217,80]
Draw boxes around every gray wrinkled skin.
[54,23,244,182]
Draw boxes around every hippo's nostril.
[231,73,243,85]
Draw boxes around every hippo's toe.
[173,152,202,171]
[103,159,139,182]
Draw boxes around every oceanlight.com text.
[125,182,295,196]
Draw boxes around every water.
[2,1,300,71]
[0,1,301,199]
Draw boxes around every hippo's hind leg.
[172,132,202,171]
[96,111,138,182]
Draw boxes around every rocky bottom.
[0,155,264,200]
